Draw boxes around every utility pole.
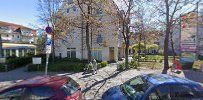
[81,1,84,60]
[196,2,199,60]
[0,34,3,57]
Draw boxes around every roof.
[15,75,70,90]
[145,74,199,86]
[0,21,35,31]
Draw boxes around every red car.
[0,75,82,100]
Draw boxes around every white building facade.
[55,0,123,61]
[0,21,37,57]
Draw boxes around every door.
[109,47,115,61]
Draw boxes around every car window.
[148,91,160,100]
[61,78,79,96]
[0,88,25,100]
[170,85,195,99]
[128,76,149,93]
[156,85,171,100]
[27,86,55,100]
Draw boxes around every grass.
[139,62,163,70]
[193,60,203,71]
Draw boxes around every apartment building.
[0,21,37,57]
[55,0,124,61]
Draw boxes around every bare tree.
[37,0,63,62]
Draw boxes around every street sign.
[32,57,42,64]
[46,34,52,54]
[45,26,52,34]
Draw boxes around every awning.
[2,43,36,49]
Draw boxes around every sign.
[0,58,6,63]
[45,26,52,34]
[46,34,52,54]
[180,12,197,52]
[32,57,42,64]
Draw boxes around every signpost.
[45,26,52,75]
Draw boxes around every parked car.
[102,74,203,100]
[0,75,82,100]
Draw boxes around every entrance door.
[109,47,115,61]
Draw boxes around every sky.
[0,0,201,30]
[0,0,38,29]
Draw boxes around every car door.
[170,84,199,100]
[145,85,171,100]
[0,87,26,100]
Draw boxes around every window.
[6,35,9,37]
[67,48,76,58]
[27,86,55,100]
[61,78,79,96]
[67,8,70,13]
[17,35,20,38]
[97,34,103,43]
[12,49,15,57]
[148,92,160,100]
[59,53,62,58]
[73,32,77,39]
[67,0,73,4]
[12,35,14,37]
[121,76,150,99]
[73,5,77,12]
[170,85,195,99]
[0,88,25,99]
[97,9,102,15]
[92,49,102,61]
[6,49,10,57]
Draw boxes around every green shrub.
[0,64,6,72]
[97,63,101,68]
[118,63,125,71]
[6,56,32,70]
[159,59,163,63]
[129,61,139,69]
[133,54,139,61]
[101,61,108,67]
[61,58,81,62]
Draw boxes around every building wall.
[0,21,37,57]
[55,0,122,61]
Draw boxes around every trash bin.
[179,57,195,69]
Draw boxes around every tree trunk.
[162,0,170,74]
[86,5,92,62]
[52,33,55,62]
[170,32,176,61]
[138,33,141,62]
[125,25,130,69]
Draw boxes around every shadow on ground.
[183,70,203,83]
[82,70,124,98]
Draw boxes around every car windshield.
[121,76,150,99]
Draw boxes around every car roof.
[144,74,200,86]
[14,75,70,90]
